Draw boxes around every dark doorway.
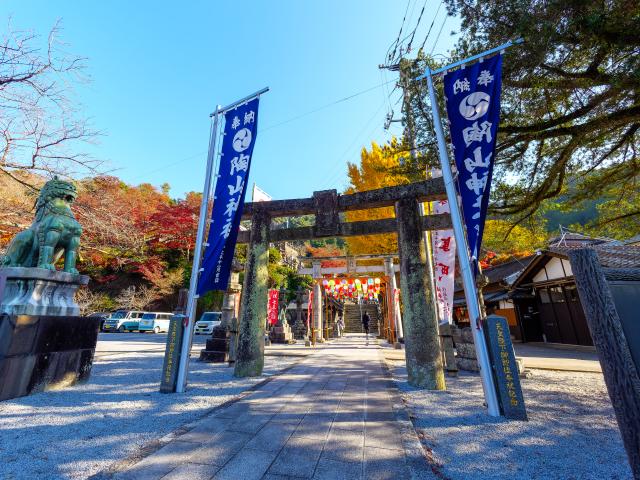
[535,284,593,346]
[516,298,543,342]
[537,288,563,343]
[564,284,593,346]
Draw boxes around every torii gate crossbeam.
[233,178,450,391]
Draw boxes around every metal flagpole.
[175,106,222,393]
[424,66,501,417]
[417,38,523,80]
[176,86,269,393]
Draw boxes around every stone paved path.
[113,334,434,480]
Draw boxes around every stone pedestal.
[292,288,307,340]
[200,270,241,364]
[438,322,458,376]
[293,314,307,340]
[228,318,239,364]
[0,314,100,401]
[0,267,89,316]
[269,316,295,344]
[199,324,231,363]
[451,325,479,372]
[0,267,98,401]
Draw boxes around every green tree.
[586,185,640,239]
[399,0,640,230]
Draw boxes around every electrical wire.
[319,100,387,188]
[406,0,428,53]
[131,80,396,181]
[259,79,395,134]
[131,151,206,182]
[430,9,449,55]
[387,0,413,63]
[419,0,444,52]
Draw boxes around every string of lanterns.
[321,277,382,301]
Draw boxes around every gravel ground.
[387,360,632,480]
[0,346,299,480]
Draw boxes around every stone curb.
[377,349,441,480]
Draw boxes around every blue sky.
[1,1,459,200]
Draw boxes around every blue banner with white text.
[197,97,260,294]
[443,54,502,264]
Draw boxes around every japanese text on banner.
[431,199,456,324]
[267,289,279,326]
[197,98,260,294]
[443,55,502,263]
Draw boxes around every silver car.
[194,312,222,334]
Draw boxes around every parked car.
[138,312,174,333]
[194,311,222,335]
[102,310,146,332]
[88,312,110,331]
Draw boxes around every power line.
[419,0,444,52]
[406,0,428,53]
[319,100,387,189]
[131,151,206,182]
[387,0,413,63]
[406,0,420,27]
[129,80,396,181]
[259,79,395,133]
[430,9,449,55]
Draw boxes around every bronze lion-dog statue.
[1,177,82,274]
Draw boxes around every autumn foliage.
[344,139,408,255]
[0,174,200,311]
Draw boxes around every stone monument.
[0,178,99,401]
[199,263,242,363]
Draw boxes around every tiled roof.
[454,255,535,293]
[483,255,536,284]
[548,245,640,269]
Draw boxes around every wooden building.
[453,256,535,341]
[511,244,640,346]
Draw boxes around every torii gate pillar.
[234,207,270,377]
[395,197,445,389]
[311,260,324,343]
[384,256,403,348]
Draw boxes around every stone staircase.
[343,303,381,335]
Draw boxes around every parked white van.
[102,310,146,332]
[138,312,173,333]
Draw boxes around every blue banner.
[443,54,502,263]
[197,97,260,294]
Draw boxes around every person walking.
[336,312,345,337]
[361,311,370,344]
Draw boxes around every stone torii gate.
[234,178,452,389]
[297,254,403,344]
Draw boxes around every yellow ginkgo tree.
[344,139,408,256]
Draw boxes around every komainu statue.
[1,177,82,274]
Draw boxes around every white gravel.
[387,360,632,480]
[0,343,299,480]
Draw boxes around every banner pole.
[417,38,523,80]
[212,86,270,117]
[175,106,222,393]
[425,66,501,416]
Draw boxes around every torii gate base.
[396,197,445,389]
[234,208,270,378]
[233,179,451,389]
